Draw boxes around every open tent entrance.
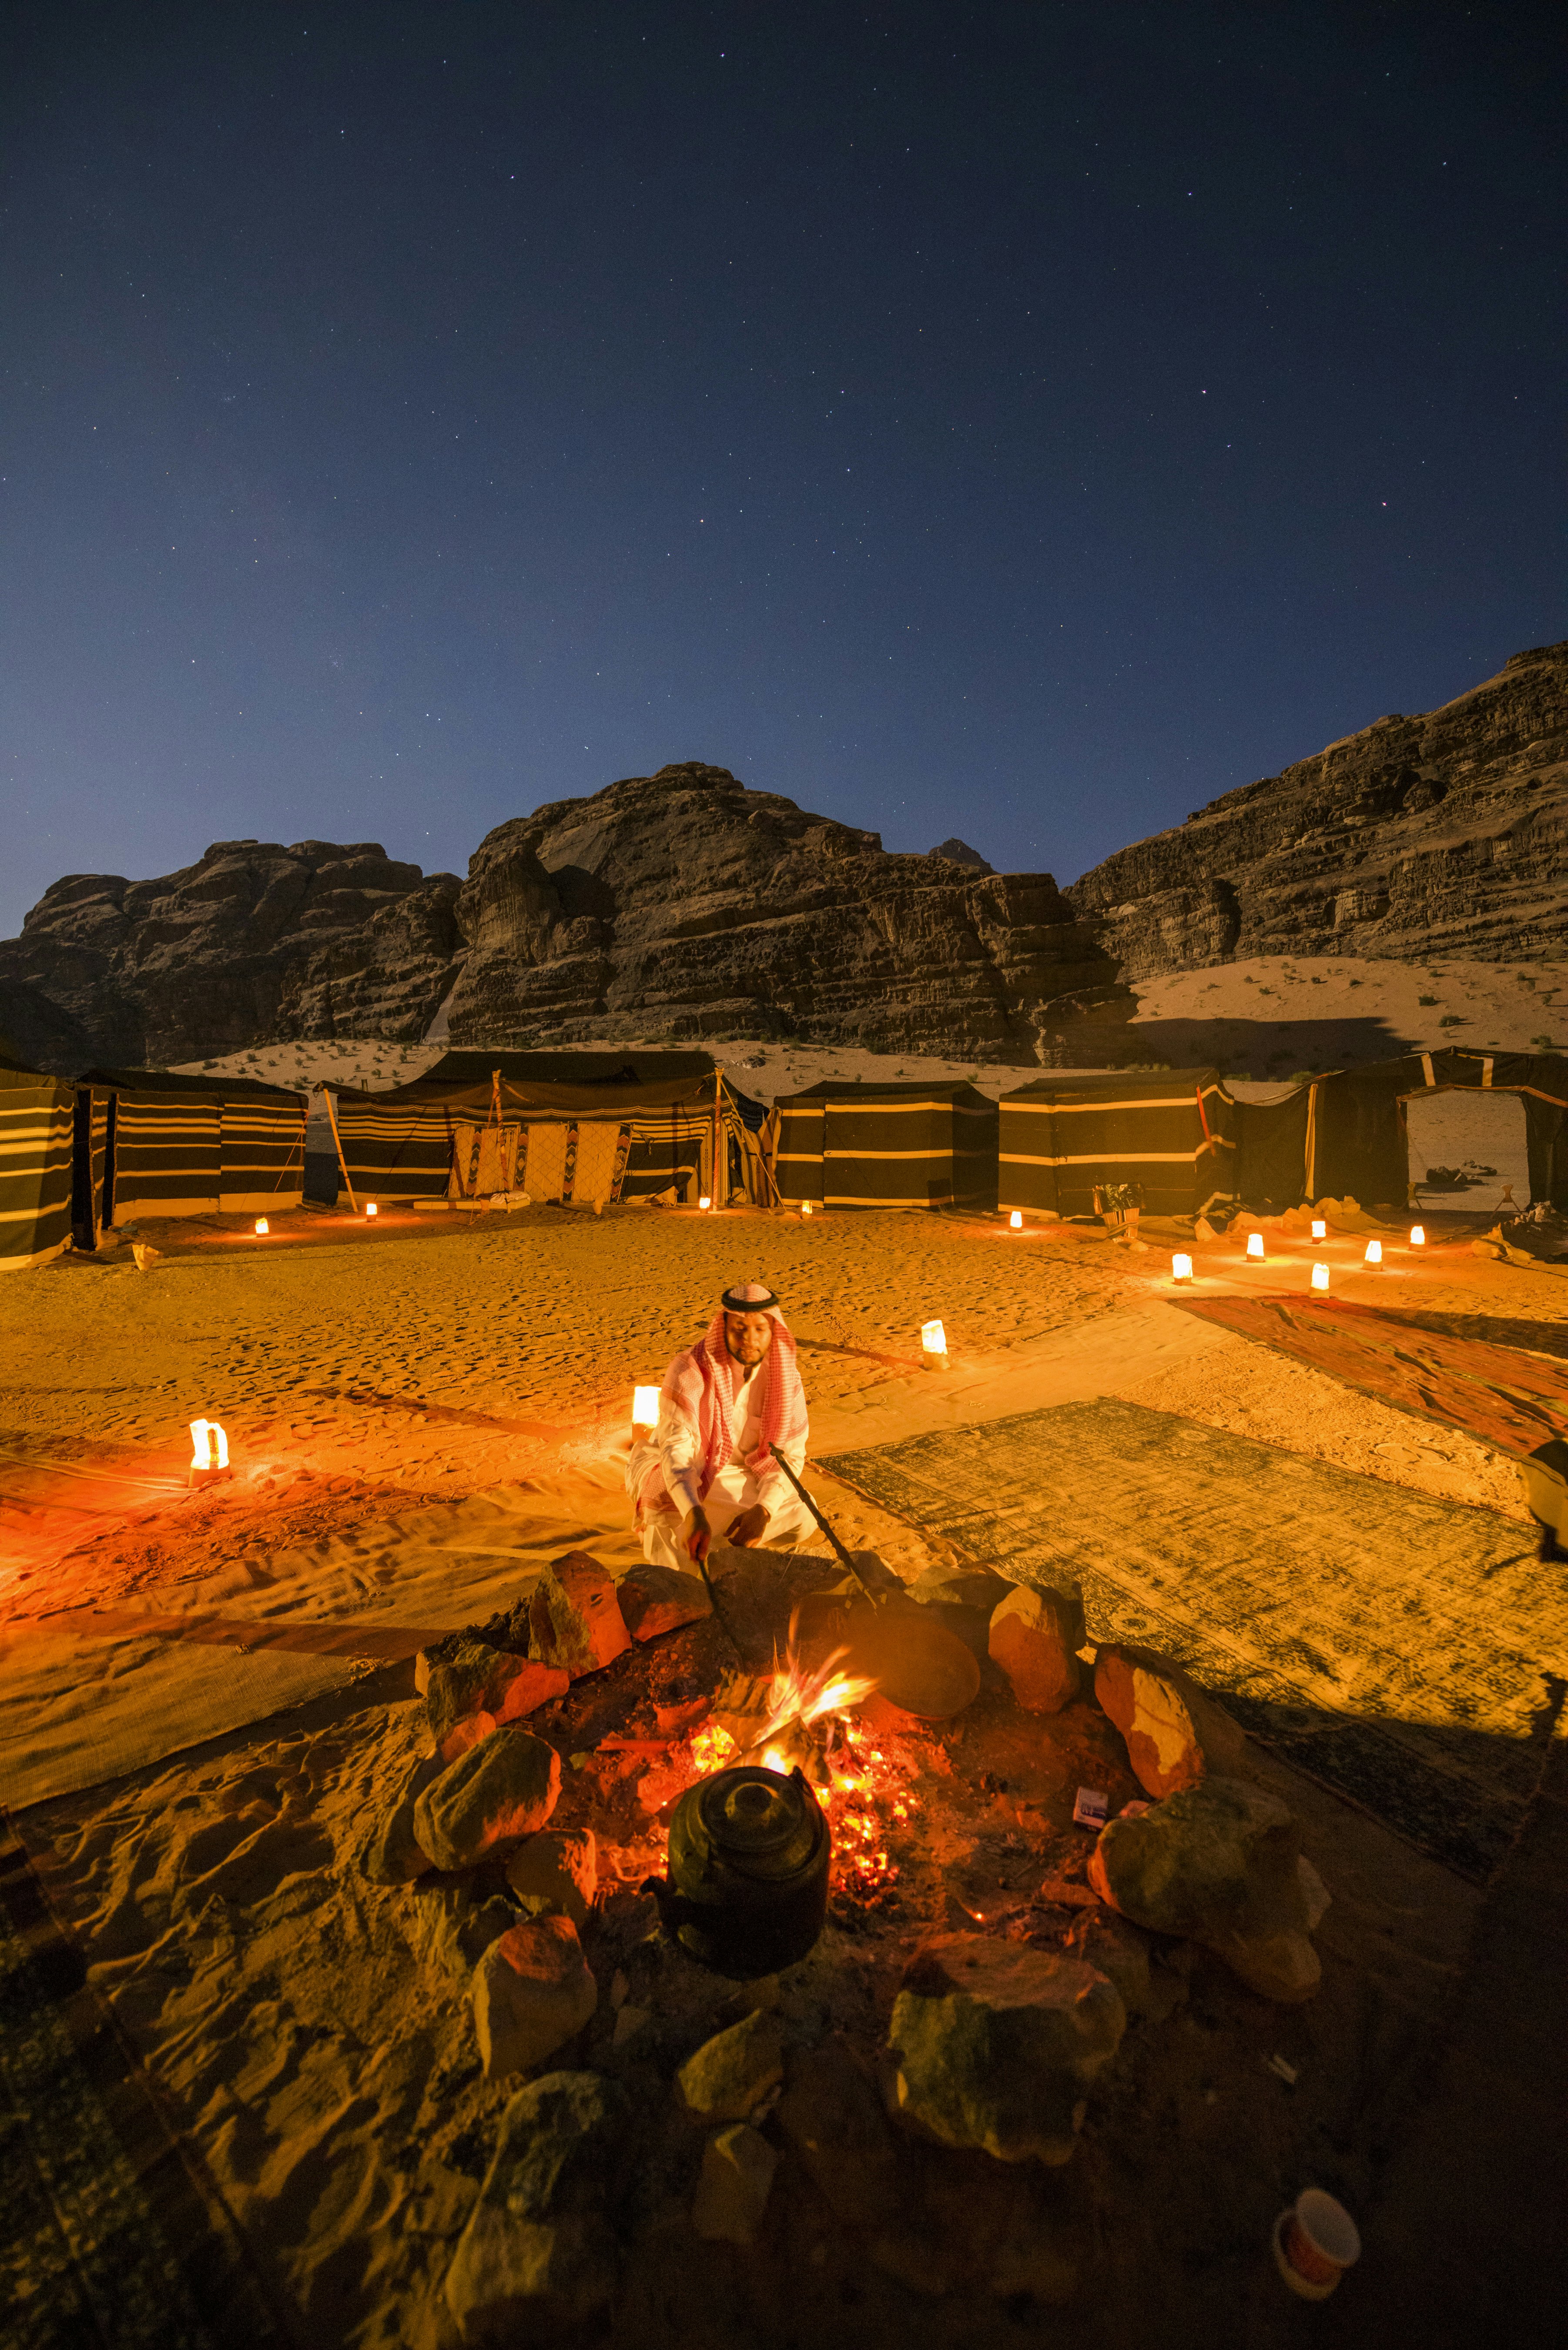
[1405,1087,1530,1216]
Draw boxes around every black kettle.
[647,1764,831,1978]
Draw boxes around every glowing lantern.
[1311,1262,1330,1292]
[188,1418,231,1488]
[1364,1239,1384,1266]
[920,1318,948,1362]
[1246,1232,1265,1261]
[698,1195,711,1212]
[1171,1253,1193,1283]
[1311,1217,1327,1241]
[632,1385,660,1429]
[1009,1210,1023,1230]
[801,1201,814,1218]
[1410,1225,1425,1247]
[365,1202,378,1218]
[254,1218,269,1236]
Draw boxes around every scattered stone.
[528,1551,631,1677]
[405,1884,521,1987]
[909,1564,1016,1613]
[1088,1776,1323,2002]
[677,2007,786,2122]
[692,2122,777,2246]
[504,1829,598,1928]
[1092,1643,1247,1798]
[613,1561,711,1641]
[471,1915,598,2079]
[439,1711,497,1763]
[131,1243,162,1272]
[424,1635,569,1749]
[444,2071,630,2342]
[885,1933,1125,2165]
[359,1752,443,1885]
[413,1727,561,1872]
[988,1584,1086,1713]
[776,2033,900,2228]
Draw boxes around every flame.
[760,1641,876,1745]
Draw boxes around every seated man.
[628,1280,816,1572]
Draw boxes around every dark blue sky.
[3,1,1562,938]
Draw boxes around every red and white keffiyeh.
[638,1309,807,1509]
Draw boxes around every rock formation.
[1,768,1121,1068]
[0,837,462,1069]
[1069,640,1568,977]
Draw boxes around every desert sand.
[3,1185,1565,2347]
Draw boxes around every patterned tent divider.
[75,1069,307,1225]
[771,1081,999,1212]
[0,1053,74,1271]
[330,1053,767,1208]
[999,1068,1233,1219]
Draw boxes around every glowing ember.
[690,1722,738,1776]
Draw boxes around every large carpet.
[822,1398,1568,1881]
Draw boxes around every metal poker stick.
[766,1453,884,1608]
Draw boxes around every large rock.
[405,1884,520,1987]
[776,2033,900,2227]
[528,1552,631,1678]
[504,1829,598,1928]
[424,1636,569,1751]
[1092,1643,1246,1798]
[884,1934,1125,2165]
[1088,1776,1323,2002]
[676,2008,785,2122]
[359,1752,443,1886]
[692,2123,777,2247]
[471,1916,598,2078]
[613,1561,711,1642]
[444,2071,630,2342]
[1069,639,1568,975]
[413,1727,561,1873]
[988,1584,1086,1713]
[0,837,461,1066]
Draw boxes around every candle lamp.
[920,1318,949,1368]
[1364,1239,1383,1266]
[1246,1232,1265,1261]
[632,1385,660,1430]
[1009,1210,1023,1230]
[1311,1218,1327,1241]
[1171,1253,1193,1283]
[188,1419,232,1489]
[1311,1262,1330,1292]
[1409,1225,1425,1248]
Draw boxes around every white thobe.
[630,1360,814,1573]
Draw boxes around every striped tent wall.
[335,1097,455,1202]
[999,1071,1234,1219]
[218,1096,307,1212]
[622,1100,757,1204]
[111,1088,222,1218]
[0,1061,73,1272]
[773,1084,999,1211]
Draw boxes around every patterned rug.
[0,1817,287,2350]
[821,1398,1568,1881]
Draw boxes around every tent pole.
[714,1065,723,1206]
[324,1085,358,1214]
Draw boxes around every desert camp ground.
[2,1037,1566,2349]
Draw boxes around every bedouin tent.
[998,1068,1234,1220]
[328,1051,774,1209]
[72,1068,308,1236]
[0,1050,74,1271]
[771,1081,999,1212]
[1232,1048,1568,1212]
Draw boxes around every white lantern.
[189,1419,231,1488]
[1311,1262,1330,1292]
[1364,1239,1383,1266]
[1409,1225,1426,1247]
[921,1318,948,1358]
[801,1201,814,1218]
[365,1202,378,1218]
[1171,1253,1193,1283]
[632,1385,660,1429]
[1009,1210,1023,1230]
[1311,1217,1326,1241]
[698,1195,711,1212]
[254,1218,269,1236]
[1245,1232,1265,1261]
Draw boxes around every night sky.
[3,2,1563,939]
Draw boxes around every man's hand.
[683,1505,713,1565]
[727,1503,770,1549]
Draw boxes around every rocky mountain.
[1069,640,1568,978]
[0,841,463,1070]
[0,769,1123,1071]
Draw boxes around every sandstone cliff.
[0,772,1122,1069]
[0,840,462,1069]
[1069,641,1568,978]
